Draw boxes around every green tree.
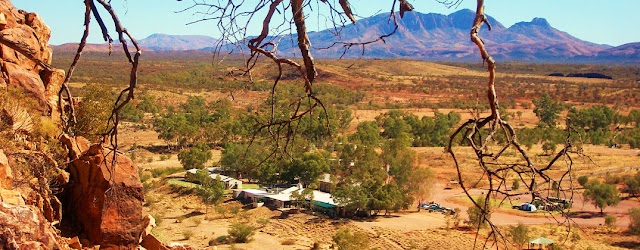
[623,173,640,197]
[348,121,381,147]
[220,143,263,180]
[154,110,198,147]
[282,151,330,185]
[533,94,564,128]
[178,144,212,170]
[120,102,144,122]
[577,176,589,188]
[197,170,225,215]
[583,180,621,214]
[467,196,490,229]
[409,168,435,211]
[332,227,369,250]
[511,222,529,249]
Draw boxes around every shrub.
[629,208,640,235]
[257,217,270,227]
[150,167,183,178]
[215,206,228,218]
[512,179,520,190]
[332,227,369,250]
[153,214,163,226]
[511,223,529,249]
[193,218,202,226]
[144,195,157,207]
[230,205,242,216]
[214,235,229,245]
[605,214,617,228]
[228,223,255,243]
[466,196,490,229]
[182,230,194,240]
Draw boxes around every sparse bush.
[257,217,270,227]
[182,230,194,240]
[332,227,369,250]
[193,217,203,226]
[512,179,520,190]
[466,196,490,229]
[144,195,157,207]
[511,223,529,249]
[215,206,228,218]
[228,223,255,243]
[605,214,617,228]
[570,231,581,243]
[605,174,623,185]
[629,208,640,235]
[150,167,183,178]
[230,205,242,216]
[153,213,164,226]
[214,235,229,245]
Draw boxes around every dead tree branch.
[445,0,579,248]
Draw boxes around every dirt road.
[432,184,639,228]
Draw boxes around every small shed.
[209,174,242,189]
[528,237,554,249]
[263,193,292,208]
[238,189,268,201]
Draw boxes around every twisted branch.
[446,1,578,248]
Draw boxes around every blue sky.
[13,0,640,46]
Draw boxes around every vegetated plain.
[52,50,640,249]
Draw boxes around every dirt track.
[432,183,639,229]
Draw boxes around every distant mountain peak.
[530,17,551,27]
[138,34,218,51]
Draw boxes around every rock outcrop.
[61,135,146,247]
[0,150,12,189]
[0,0,154,248]
[0,150,62,249]
[0,0,63,120]
[0,202,61,249]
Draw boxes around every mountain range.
[53,9,639,64]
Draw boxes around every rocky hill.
[53,9,640,64]
[272,9,612,62]
[0,0,158,249]
[138,33,218,51]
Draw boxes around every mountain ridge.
[52,9,638,64]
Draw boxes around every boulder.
[66,236,82,249]
[140,234,169,250]
[0,150,11,189]
[140,214,157,242]
[0,202,60,249]
[62,136,145,247]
